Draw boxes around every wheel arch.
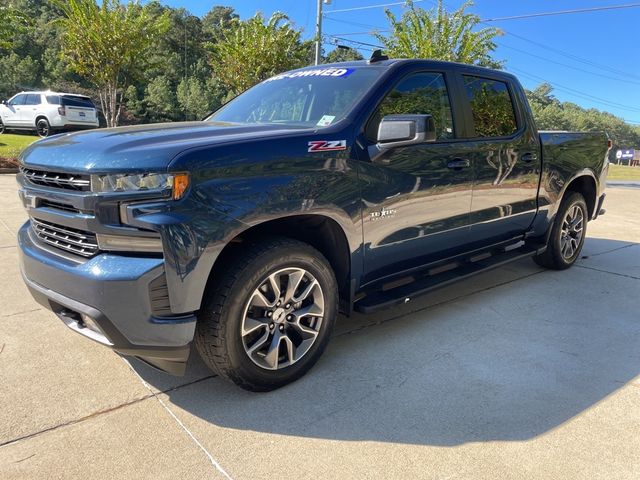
[202,214,354,314]
[562,172,598,219]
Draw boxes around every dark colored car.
[17,58,609,391]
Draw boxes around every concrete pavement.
[1,174,638,479]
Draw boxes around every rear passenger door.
[460,74,541,244]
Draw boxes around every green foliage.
[324,47,364,63]
[0,3,31,51]
[526,83,640,154]
[375,0,502,68]
[210,12,310,96]
[54,0,170,126]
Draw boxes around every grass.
[0,133,39,167]
[608,164,640,181]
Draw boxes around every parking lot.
[1,173,638,479]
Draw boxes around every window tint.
[46,95,61,105]
[61,96,95,108]
[24,94,41,105]
[8,94,26,106]
[372,72,454,141]
[463,76,518,137]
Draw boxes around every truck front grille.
[31,218,99,257]
[21,167,91,191]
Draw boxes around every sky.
[160,0,640,124]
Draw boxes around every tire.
[533,192,588,270]
[36,118,51,137]
[0,119,4,134]
[195,237,338,392]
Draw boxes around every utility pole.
[314,0,328,65]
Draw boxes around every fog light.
[96,234,163,253]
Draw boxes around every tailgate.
[66,106,96,122]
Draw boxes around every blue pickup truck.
[17,57,609,391]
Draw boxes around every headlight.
[91,172,189,200]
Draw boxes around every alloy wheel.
[36,120,49,137]
[241,267,325,370]
[560,204,584,260]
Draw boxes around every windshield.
[207,66,385,128]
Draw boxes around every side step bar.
[354,243,545,314]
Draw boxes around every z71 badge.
[308,140,347,153]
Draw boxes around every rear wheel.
[195,237,338,391]
[533,192,588,270]
[36,118,51,137]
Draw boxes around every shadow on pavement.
[130,237,640,446]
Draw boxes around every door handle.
[447,158,470,170]
[521,152,538,163]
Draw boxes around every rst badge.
[308,140,347,153]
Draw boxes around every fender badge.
[370,207,397,221]
[308,140,347,152]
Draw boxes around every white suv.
[0,91,99,137]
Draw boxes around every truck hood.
[20,121,313,174]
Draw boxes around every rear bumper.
[18,222,196,375]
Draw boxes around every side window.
[369,72,454,141]
[46,95,61,105]
[463,76,518,137]
[8,94,26,106]
[25,94,41,105]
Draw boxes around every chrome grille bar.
[31,218,99,257]
[20,167,91,191]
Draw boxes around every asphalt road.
[1,175,638,479]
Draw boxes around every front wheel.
[36,118,51,137]
[533,192,588,270]
[195,237,338,391]
[0,119,5,134]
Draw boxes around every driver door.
[357,71,474,284]
[2,94,26,126]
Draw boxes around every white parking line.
[122,358,234,480]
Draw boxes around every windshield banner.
[264,68,355,83]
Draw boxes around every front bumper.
[18,222,196,375]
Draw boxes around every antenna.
[368,49,389,63]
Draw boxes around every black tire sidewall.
[36,119,50,137]
[549,193,588,268]
[204,242,338,389]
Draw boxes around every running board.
[354,244,544,314]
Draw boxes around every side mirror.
[377,114,436,150]
[1,100,6,105]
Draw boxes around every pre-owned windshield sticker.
[316,115,336,127]
[265,68,355,83]
[308,140,347,152]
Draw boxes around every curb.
[0,168,18,174]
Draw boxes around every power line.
[507,66,640,113]
[324,0,424,14]
[326,34,385,50]
[483,3,640,22]
[497,43,640,86]
[493,28,640,82]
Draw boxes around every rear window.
[463,76,518,138]
[61,96,95,108]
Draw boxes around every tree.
[375,0,502,68]
[202,5,238,42]
[0,3,31,51]
[324,46,364,63]
[210,12,310,96]
[55,0,170,127]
